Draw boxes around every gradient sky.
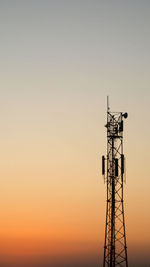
[0,1,150,266]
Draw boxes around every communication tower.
[102,97,128,267]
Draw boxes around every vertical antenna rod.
[107,95,109,112]
[102,98,128,267]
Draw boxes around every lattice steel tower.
[102,97,128,267]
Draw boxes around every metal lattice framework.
[102,99,128,267]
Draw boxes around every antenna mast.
[102,98,128,267]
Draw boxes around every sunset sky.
[0,1,150,266]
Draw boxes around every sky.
[0,0,150,266]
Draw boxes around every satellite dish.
[123,112,128,119]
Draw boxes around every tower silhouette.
[102,97,128,267]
